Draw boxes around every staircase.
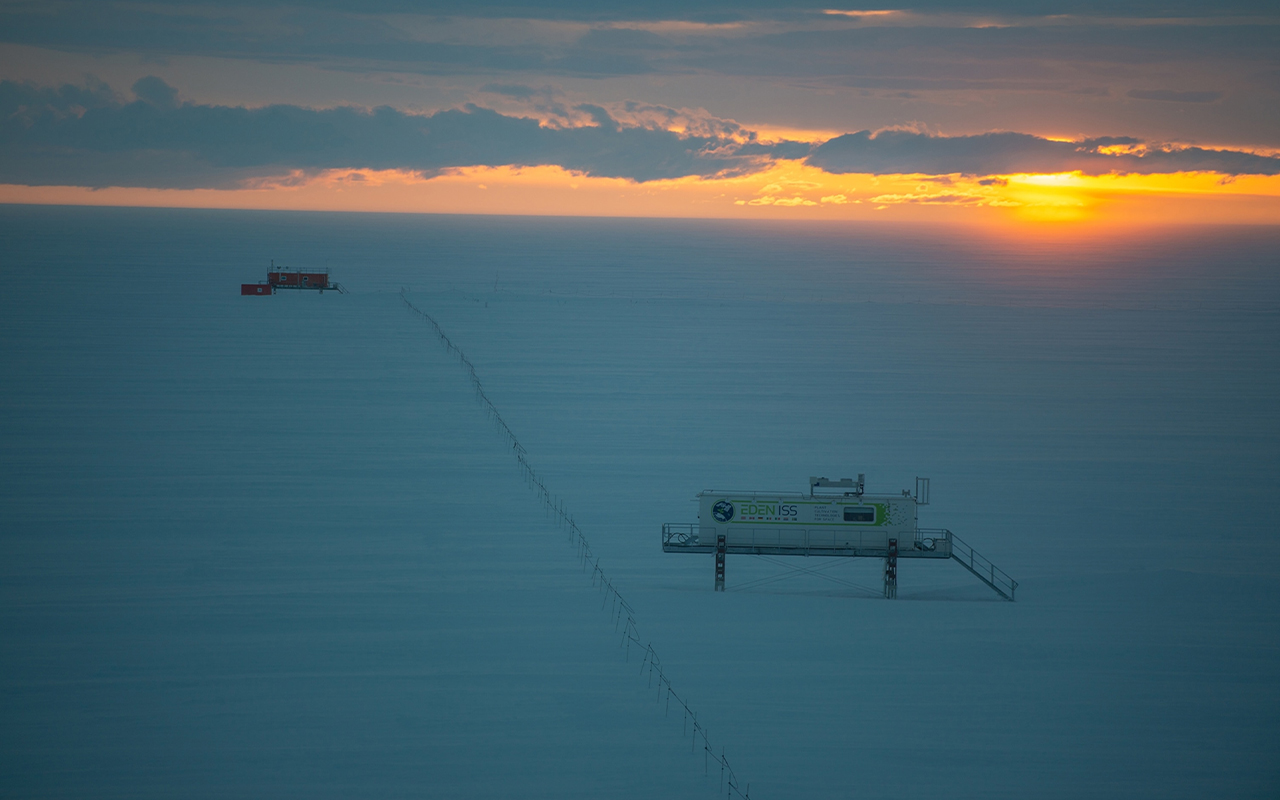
[948,531,1018,601]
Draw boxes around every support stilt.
[662,475,1020,602]
[884,537,898,599]
[715,534,726,592]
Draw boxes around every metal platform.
[268,282,346,293]
[662,523,1017,601]
[662,523,953,559]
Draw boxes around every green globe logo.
[712,500,734,523]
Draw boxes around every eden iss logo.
[712,500,735,523]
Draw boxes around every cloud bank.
[0,79,801,188]
[2,3,1273,89]
[3,2,1276,156]
[3,78,1278,190]
[807,130,1280,177]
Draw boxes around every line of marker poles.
[400,290,751,800]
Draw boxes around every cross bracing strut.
[662,523,1017,601]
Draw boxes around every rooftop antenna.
[809,474,864,497]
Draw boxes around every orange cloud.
[3,163,1278,227]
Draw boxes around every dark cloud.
[1,3,1276,154]
[4,77,1275,190]
[4,1,1272,24]
[0,5,628,77]
[132,76,179,108]
[544,50,657,77]
[0,78,803,188]
[1080,136,1142,147]
[3,3,1276,82]
[573,104,620,132]
[576,27,673,50]
[1127,89,1224,103]
[807,129,1280,176]
[480,83,543,99]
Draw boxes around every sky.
[2,0,1279,224]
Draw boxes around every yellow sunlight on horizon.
[3,163,1278,227]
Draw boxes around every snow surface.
[2,206,1278,799]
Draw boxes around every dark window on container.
[844,507,875,522]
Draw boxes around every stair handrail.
[948,530,1018,600]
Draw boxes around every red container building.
[268,271,331,289]
[242,264,342,295]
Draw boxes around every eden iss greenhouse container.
[662,475,1017,600]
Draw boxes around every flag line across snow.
[399,289,754,800]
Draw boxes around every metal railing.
[663,524,1015,600]
[662,523,700,547]
[666,524,957,556]
[912,527,950,554]
[948,530,1018,601]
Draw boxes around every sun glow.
[823,9,899,17]
[2,165,1278,227]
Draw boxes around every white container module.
[662,475,1016,600]
[697,491,920,553]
